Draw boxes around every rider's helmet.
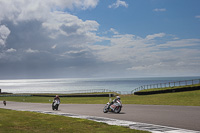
[116,96,120,100]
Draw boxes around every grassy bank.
[0,108,148,133]
[138,84,200,92]
[122,90,200,106]
[1,89,200,106]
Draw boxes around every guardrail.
[131,79,200,94]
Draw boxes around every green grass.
[1,90,200,106]
[121,90,200,106]
[0,108,149,133]
[0,96,110,104]
[138,84,200,92]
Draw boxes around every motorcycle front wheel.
[103,106,108,113]
[52,102,55,110]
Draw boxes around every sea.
[0,76,200,94]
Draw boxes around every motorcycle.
[52,99,60,110]
[103,100,122,113]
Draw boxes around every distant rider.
[54,95,60,106]
[3,100,6,106]
[107,96,121,109]
[54,95,60,103]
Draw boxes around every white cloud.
[0,25,11,46]
[90,33,155,62]
[108,0,128,8]
[109,28,119,35]
[195,15,200,19]
[153,8,166,12]
[146,33,166,40]
[127,62,164,71]
[0,0,100,48]
[25,48,39,53]
[157,39,200,48]
[88,32,200,76]
[42,11,99,43]
[0,0,99,24]
[6,48,17,52]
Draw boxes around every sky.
[0,0,200,79]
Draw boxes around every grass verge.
[138,84,200,92]
[0,108,149,133]
[122,90,200,106]
[1,89,200,106]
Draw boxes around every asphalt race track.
[1,102,200,132]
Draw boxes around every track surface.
[1,101,200,131]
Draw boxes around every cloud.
[42,11,99,43]
[157,39,200,48]
[0,0,102,78]
[108,0,128,8]
[0,0,199,78]
[127,62,164,71]
[146,33,166,40]
[195,15,200,19]
[0,25,11,46]
[88,32,200,76]
[6,48,17,52]
[153,8,166,12]
[25,48,39,53]
[109,28,119,35]
[0,0,99,24]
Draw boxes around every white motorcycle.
[103,100,122,113]
[52,99,60,110]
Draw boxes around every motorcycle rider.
[54,95,60,103]
[53,95,60,109]
[107,96,121,109]
[3,100,6,106]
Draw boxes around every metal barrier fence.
[131,79,200,94]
